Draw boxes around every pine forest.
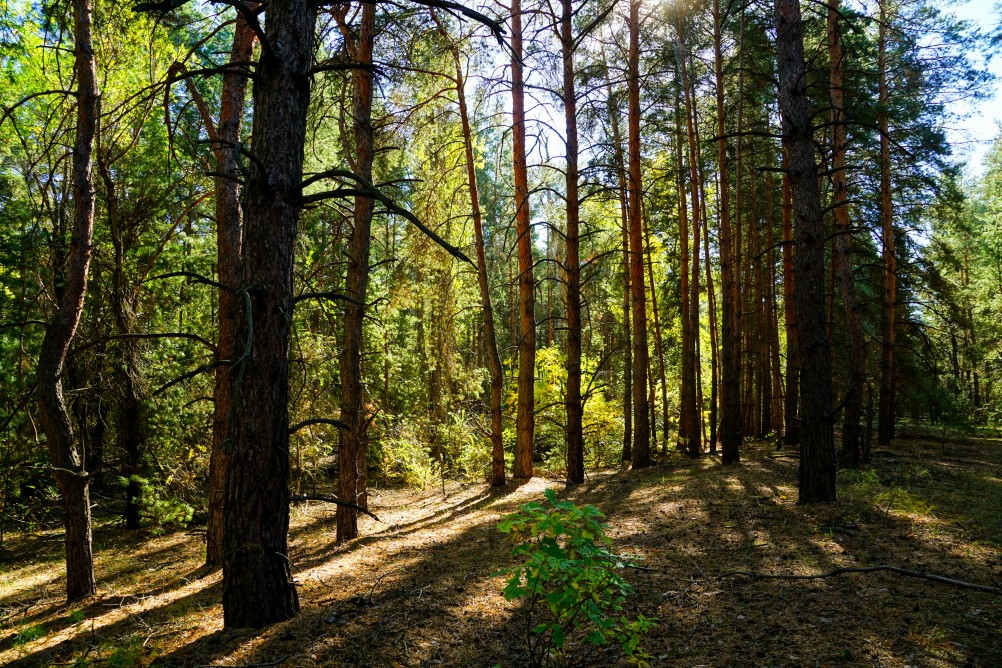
[1,0,1001,665]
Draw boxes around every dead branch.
[718,565,1001,595]
[197,654,300,668]
[289,495,381,522]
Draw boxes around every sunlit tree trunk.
[774,0,836,503]
[441,21,506,487]
[338,2,376,542]
[560,0,584,483]
[714,0,739,463]
[512,0,536,479]
[207,17,254,566]
[36,0,98,602]
[628,0,651,468]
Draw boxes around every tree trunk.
[601,48,632,463]
[678,27,703,458]
[222,0,314,626]
[829,0,866,468]
[628,0,651,468]
[560,0,583,484]
[36,0,98,603]
[715,0,740,463]
[781,151,800,447]
[337,3,376,542]
[207,16,254,567]
[774,0,836,503]
[440,21,505,487]
[643,205,670,456]
[877,0,897,446]
[512,0,536,479]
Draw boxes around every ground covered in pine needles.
[2,428,1000,667]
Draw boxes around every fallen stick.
[290,494,381,522]
[198,654,300,668]
[718,565,1001,595]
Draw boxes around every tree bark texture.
[773,0,836,503]
[715,0,740,463]
[561,0,583,484]
[628,0,651,468]
[677,19,702,458]
[36,0,98,603]
[781,153,800,447]
[207,17,255,566]
[222,0,314,627]
[512,0,536,479]
[338,2,377,542]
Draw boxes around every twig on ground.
[717,565,1001,595]
[290,494,381,522]
[198,654,300,668]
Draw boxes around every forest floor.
[1,427,1000,667]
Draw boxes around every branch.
[145,271,235,293]
[1,90,73,129]
[293,291,364,306]
[718,566,1001,596]
[302,169,474,265]
[0,320,47,330]
[153,360,230,396]
[73,332,218,356]
[288,418,350,433]
[289,495,380,521]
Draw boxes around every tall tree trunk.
[877,0,897,446]
[715,0,739,463]
[222,0,314,626]
[628,0,651,468]
[338,2,376,541]
[643,204,669,455]
[679,33,703,458]
[774,0,836,503]
[765,172,785,436]
[512,0,536,479]
[441,21,506,487]
[829,0,865,468]
[675,102,693,454]
[781,151,800,447]
[602,48,632,462]
[207,17,254,567]
[561,0,584,484]
[36,0,98,602]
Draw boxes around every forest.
[1,0,1001,664]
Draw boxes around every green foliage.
[498,489,654,667]
[12,623,45,646]
[117,476,193,530]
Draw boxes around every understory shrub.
[498,489,654,667]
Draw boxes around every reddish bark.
[206,17,255,566]
[628,0,651,468]
[338,2,377,542]
[512,0,536,479]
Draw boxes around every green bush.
[498,489,654,667]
